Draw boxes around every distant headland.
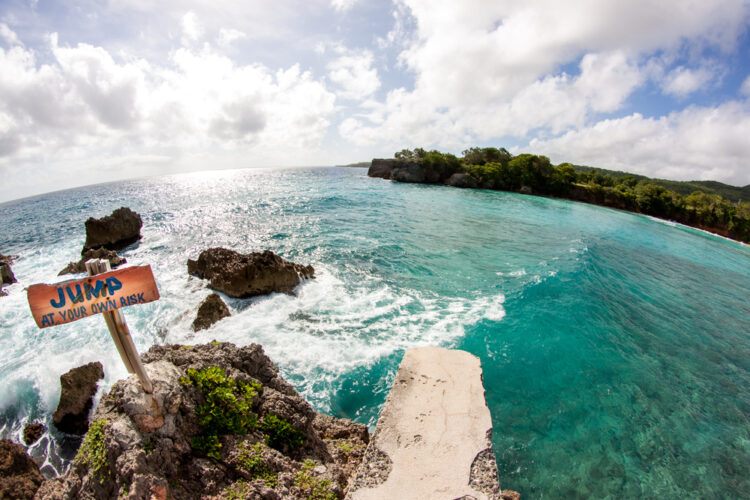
[367,147,750,244]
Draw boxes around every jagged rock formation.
[188,248,315,298]
[36,342,369,500]
[82,207,143,253]
[52,362,105,435]
[192,293,231,331]
[0,439,45,499]
[58,248,127,276]
[23,423,45,446]
[1,253,17,293]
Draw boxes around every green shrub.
[261,413,304,451]
[75,419,110,482]
[180,366,261,459]
[294,460,336,500]
[237,442,278,487]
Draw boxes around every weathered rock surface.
[0,439,45,499]
[367,159,403,179]
[390,163,426,183]
[37,342,369,500]
[347,347,501,500]
[82,207,143,253]
[52,362,105,435]
[192,293,231,331]
[446,172,479,189]
[1,253,17,285]
[188,248,315,298]
[23,423,45,446]
[58,248,127,276]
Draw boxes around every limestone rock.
[446,172,479,189]
[82,207,143,253]
[38,342,369,500]
[347,347,500,500]
[0,439,44,499]
[187,248,314,299]
[390,163,426,183]
[52,362,104,435]
[367,159,402,179]
[23,423,45,446]
[192,293,231,331]
[58,248,127,276]
[1,262,16,285]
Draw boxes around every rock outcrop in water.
[58,248,127,276]
[23,423,45,446]
[192,293,231,331]
[36,342,369,500]
[52,362,105,435]
[83,207,143,253]
[188,248,315,298]
[1,253,17,296]
[0,439,45,499]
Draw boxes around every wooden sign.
[27,265,159,329]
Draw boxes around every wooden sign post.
[27,260,159,393]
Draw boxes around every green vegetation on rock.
[295,460,336,500]
[74,419,109,482]
[180,366,261,459]
[261,413,305,451]
[383,147,750,243]
[237,442,278,487]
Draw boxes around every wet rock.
[501,490,522,500]
[39,342,369,500]
[192,293,231,331]
[58,248,127,276]
[0,439,44,499]
[82,207,143,253]
[187,248,314,299]
[23,423,45,446]
[53,362,105,435]
[1,262,16,285]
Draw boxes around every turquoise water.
[0,167,748,497]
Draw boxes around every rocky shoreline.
[22,342,369,500]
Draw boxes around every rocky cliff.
[35,342,368,500]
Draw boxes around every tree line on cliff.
[388,147,750,243]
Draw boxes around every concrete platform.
[346,346,500,500]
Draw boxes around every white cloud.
[327,49,380,100]
[180,11,204,45]
[340,0,750,185]
[217,28,245,48]
[741,75,750,96]
[528,100,750,185]
[0,23,22,46]
[0,29,337,201]
[661,66,715,97]
[331,0,358,12]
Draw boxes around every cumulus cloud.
[341,0,750,184]
[327,49,380,100]
[0,23,22,46]
[528,100,750,185]
[661,66,716,97]
[181,11,204,45]
[741,75,750,96]
[0,24,336,200]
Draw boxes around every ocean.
[1,166,748,497]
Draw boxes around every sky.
[1,0,749,202]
